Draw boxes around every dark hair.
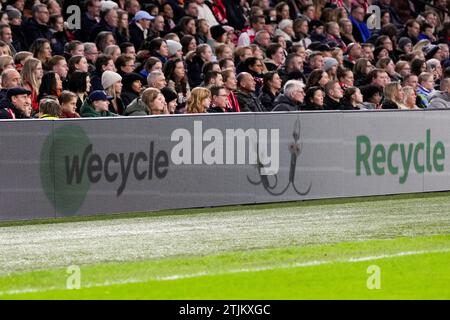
[411,58,426,76]
[67,71,89,94]
[38,71,58,100]
[68,55,85,74]
[266,43,282,59]
[119,42,134,53]
[30,38,50,63]
[95,54,112,73]
[210,85,225,97]
[180,35,196,55]
[163,58,188,94]
[204,71,221,85]
[144,37,167,56]
[115,54,134,72]
[305,86,323,105]
[201,61,219,74]
[262,71,279,91]
[306,69,327,89]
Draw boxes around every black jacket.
[272,94,301,111]
[236,90,266,112]
[0,99,30,119]
[186,55,205,88]
[323,95,344,110]
[258,89,277,112]
[23,18,53,48]
[121,90,139,108]
[129,22,145,51]
[11,24,27,52]
[381,99,399,109]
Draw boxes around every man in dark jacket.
[323,80,346,110]
[129,11,154,51]
[73,0,101,42]
[235,72,266,112]
[23,4,53,47]
[0,87,32,119]
[272,80,305,111]
[90,7,125,44]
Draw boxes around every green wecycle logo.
[356,129,445,183]
[40,125,169,216]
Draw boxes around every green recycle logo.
[40,125,91,216]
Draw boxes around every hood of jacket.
[123,97,150,116]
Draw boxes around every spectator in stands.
[160,87,178,114]
[429,78,450,109]
[164,58,190,105]
[222,69,240,112]
[0,87,32,119]
[306,69,330,91]
[186,87,211,113]
[21,58,43,113]
[49,14,68,56]
[24,4,52,47]
[354,58,375,86]
[207,85,228,113]
[323,80,345,110]
[115,54,136,76]
[37,71,62,101]
[68,55,90,74]
[186,43,213,87]
[95,31,116,53]
[238,15,266,46]
[0,69,21,101]
[259,71,282,112]
[341,86,365,110]
[80,90,118,117]
[129,10,153,51]
[59,90,80,118]
[0,55,15,75]
[376,57,402,82]
[67,71,92,113]
[147,71,167,90]
[91,54,115,91]
[124,87,168,116]
[337,68,354,90]
[101,70,124,115]
[368,68,390,89]
[303,86,324,110]
[417,72,436,108]
[30,38,52,66]
[382,81,406,109]
[272,80,305,112]
[236,72,266,112]
[75,0,102,42]
[120,72,144,107]
[116,9,130,43]
[8,9,26,53]
[38,98,61,119]
[402,86,420,109]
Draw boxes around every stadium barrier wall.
[1,110,450,221]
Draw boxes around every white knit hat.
[166,40,182,57]
[101,71,122,89]
[278,19,293,30]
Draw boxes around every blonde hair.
[187,87,211,113]
[0,55,14,73]
[141,88,161,114]
[21,57,42,94]
[384,81,402,103]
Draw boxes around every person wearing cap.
[0,87,32,119]
[395,37,413,57]
[128,10,153,50]
[160,87,178,114]
[120,72,145,107]
[102,70,124,115]
[80,90,118,117]
[166,40,183,59]
[324,57,339,80]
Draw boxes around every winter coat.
[428,91,450,109]
[0,99,30,119]
[258,89,278,112]
[236,90,266,112]
[272,94,301,111]
[23,18,53,48]
[123,98,150,116]
[323,95,344,110]
[80,99,118,118]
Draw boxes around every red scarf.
[226,91,240,112]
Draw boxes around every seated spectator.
[376,57,401,82]
[337,67,354,90]
[164,58,190,104]
[101,70,124,115]
[0,87,32,119]
[417,72,436,108]
[59,91,81,118]
[186,43,213,87]
[49,14,68,56]
[46,55,68,83]
[120,73,144,107]
[138,57,162,80]
[428,78,450,109]
[166,40,183,59]
[402,86,420,109]
[68,55,89,74]
[124,88,167,116]
[38,71,62,101]
[236,72,266,112]
[115,54,136,76]
[303,86,324,111]
[208,85,228,113]
[95,31,116,53]
[160,87,178,114]
[272,80,305,112]
[259,71,282,112]
[38,98,61,119]
[67,71,92,113]
[23,4,52,47]
[323,80,345,110]
[104,45,121,62]
[91,54,115,91]
[0,55,15,75]
[0,69,21,101]
[147,71,167,90]
[143,38,170,64]
[360,84,383,109]
[80,90,118,117]
[265,43,286,71]
[186,87,211,113]
[30,38,52,66]
[222,69,240,112]
[324,57,339,81]
[342,87,365,110]
[21,58,43,113]
[129,10,153,50]
[354,58,375,86]
[306,69,330,91]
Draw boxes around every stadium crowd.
[0,0,449,119]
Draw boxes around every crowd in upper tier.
[0,0,449,119]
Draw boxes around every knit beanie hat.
[161,87,178,103]
[278,19,293,30]
[424,44,440,60]
[166,40,183,57]
[323,57,338,71]
[102,71,122,89]
[397,37,412,51]
[210,25,227,41]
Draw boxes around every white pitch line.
[1,248,449,297]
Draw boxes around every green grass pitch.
[0,193,449,299]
